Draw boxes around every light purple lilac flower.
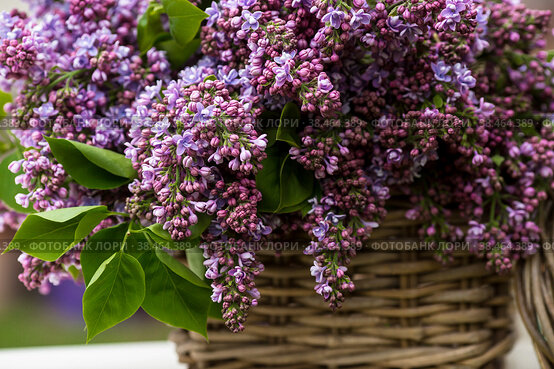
[431,61,452,82]
[205,1,221,27]
[321,8,345,29]
[33,102,58,119]
[241,10,262,31]
[273,63,293,87]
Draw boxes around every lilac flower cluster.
[201,239,264,332]
[2,0,554,333]
[0,0,170,291]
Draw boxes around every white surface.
[0,342,184,369]
[505,311,541,369]
[0,320,540,369]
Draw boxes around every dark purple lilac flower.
[151,118,170,137]
[472,151,485,166]
[474,98,495,117]
[387,16,404,33]
[193,103,215,122]
[520,142,535,156]
[74,34,97,57]
[440,0,467,22]
[217,68,240,85]
[506,202,528,226]
[210,284,224,303]
[145,80,163,100]
[453,63,476,92]
[325,212,345,225]
[228,266,247,283]
[238,0,256,7]
[315,282,333,299]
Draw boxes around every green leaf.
[256,145,314,213]
[82,222,151,286]
[277,200,311,214]
[138,249,210,337]
[141,213,211,249]
[81,222,129,286]
[276,102,301,147]
[158,38,201,70]
[45,137,136,190]
[66,265,81,281]
[491,154,505,167]
[432,95,444,109]
[277,154,313,211]
[0,90,11,118]
[137,2,171,53]
[189,213,212,239]
[185,246,206,280]
[6,206,109,261]
[83,252,145,342]
[161,0,208,47]
[208,302,223,320]
[0,151,34,213]
[256,146,282,212]
[155,248,207,287]
[521,122,539,137]
[142,223,176,249]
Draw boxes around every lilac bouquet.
[0,0,553,339]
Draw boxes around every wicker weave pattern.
[172,210,514,368]
[515,201,554,369]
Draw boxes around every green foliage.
[256,103,314,213]
[161,0,208,47]
[256,145,314,213]
[83,252,146,342]
[138,249,211,337]
[5,206,109,261]
[433,95,444,109]
[0,151,34,213]
[137,2,171,53]
[491,154,505,167]
[276,102,301,147]
[45,137,136,190]
[137,0,207,69]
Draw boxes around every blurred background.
[0,0,169,349]
[0,228,172,348]
[0,0,552,356]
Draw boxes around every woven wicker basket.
[515,201,554,369]
[171,209,514,369]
